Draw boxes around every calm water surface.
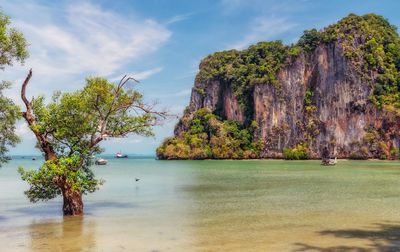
[0,158,400,251]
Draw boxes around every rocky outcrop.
[166,14,400,159]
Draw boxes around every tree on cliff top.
[0,9,29,166]
[18,71,167,215]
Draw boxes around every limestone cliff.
[159,14,400,160]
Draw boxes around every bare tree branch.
[21,68,32,114]
[21,69,57,161]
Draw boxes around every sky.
[1,0,399,155]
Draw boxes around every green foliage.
[364,130,378,147]
[0,10,28,166]
[298,28,324,53]
[0,10,29,69]
[349,147,369,160]
[0,81,21,166]
[19,156,104,202]
[297,13,400,113]
[193,87,205,97]
[303,89,316,115]
[390,147,399,159]
[20,77,160,202]
[194,13,400,120]
[196,41,291,121]
[162,13,400,160]
[157,109,262,159]
[283,143,309,160]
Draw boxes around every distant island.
[157,13,400,160]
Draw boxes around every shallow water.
[0,158,400,251]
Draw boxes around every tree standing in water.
[19,70,167,215]
[0,9,29,166]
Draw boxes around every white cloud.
[109,67,163,83]
[128,139,144,144]
[14,2,171,77]
[166,13,192,25]
[128,67,164,81]
[15,122,35,140]
[228,17,296,50]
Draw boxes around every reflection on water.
[0,159,400,251]
[28,216,96,252]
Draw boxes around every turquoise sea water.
[0,158,400,251]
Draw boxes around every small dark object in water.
[32,157,36,160]
[135,178,140,182]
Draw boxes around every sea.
[0,157,399,251]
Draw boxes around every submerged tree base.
[62,191,84,216]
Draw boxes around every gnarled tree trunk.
[54,175,84,215]
[63,190,83,215]
[21,70,84,216]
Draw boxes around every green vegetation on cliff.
[298,13,400,112]
[283,143,309,160]
[197,13,400,115]
[157,109,262,159]
[158,13,400,160]
[196,41,299,121]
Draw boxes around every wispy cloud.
[13,2,171,77]
[228,17,296,50]
[110,67,164,83]
[166,13,192,25]
[15,122,35,140]
[149,88,191,99]
[131,67,164,80]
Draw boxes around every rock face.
[166,14,400,159]
[176,41,399,159]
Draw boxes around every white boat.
[328,157,337,165]
[95,158,108,165]
[322,157,337,166]
[116,153,128,158]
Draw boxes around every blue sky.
[1,0,399,155]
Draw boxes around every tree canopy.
[19,72,166,214]
[0,81,21,164]
[0,9,29,68]
[0,9,29,165]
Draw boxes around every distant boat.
[95,158,108,165]
[322,157,337,166]
[116,153,128,158]
[32,157,36,160]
